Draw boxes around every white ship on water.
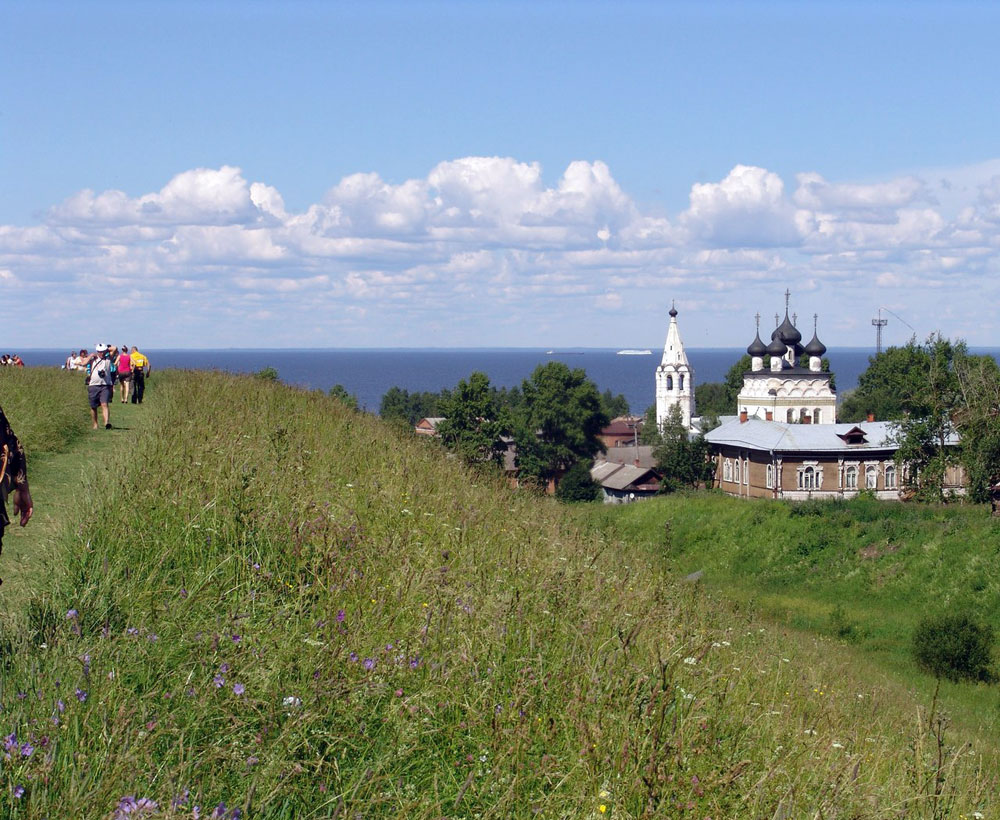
[616,349,652,355]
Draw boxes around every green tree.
[254,366,279,382]
[953,349,1000,502]
[555,461,602,502]
[893,336,963,501]
[840,341,932,422]
[379,386,447,425]
[329,384,359,411]
[639,405,659,444]
[514,362,609,488]
[599,389,630,420]
[652,405,713,492]
[694,381,729,418]
[912,612,995,684]
[436,371,510,468]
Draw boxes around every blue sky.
[4,0,1000,349]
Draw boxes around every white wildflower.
[282,696,302,708]
[683,657,697,665]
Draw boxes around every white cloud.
[4,157,1000,346]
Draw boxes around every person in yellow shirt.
[129,348,151,404]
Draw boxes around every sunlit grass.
[0,372,994,817]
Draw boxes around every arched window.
[679,374,685,390]
[866,465,878,489]
[885,464,897,490]
[786,408,795,423]
[723,459,732,482]
[813,408,822,424]
[766,463,774,489]
[845,465,857,490]
[734,459,741,484]
[666,375,673,390]
[797,465,818,490]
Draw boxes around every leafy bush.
[555,461,601,502]
[912,612,996,683]
[254,366,279,381]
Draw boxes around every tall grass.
[0,372,993,817]
[0,369,90,457]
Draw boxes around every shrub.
[254,366,279,381]
[912,612,996,683]
[555,461,601,503]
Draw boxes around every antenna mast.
[872,308,888,354]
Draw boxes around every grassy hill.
[0,370,995,817]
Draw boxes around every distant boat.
[617,349,652,355]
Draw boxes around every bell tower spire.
[655,301,695,430]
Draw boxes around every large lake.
[14,347,1000,416]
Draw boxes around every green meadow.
[0,369,996,817]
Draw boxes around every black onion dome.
[668,305,678,318]
[776,312,802,345]
[766,335,788,357]
[804,332,827,357]
[747,331,768,357]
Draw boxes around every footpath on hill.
[1,395,163,611]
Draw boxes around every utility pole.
[872,308,888,354]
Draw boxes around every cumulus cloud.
[5,157,1000,346]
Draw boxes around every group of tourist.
[72,344,151,430]
[0,355,25,367]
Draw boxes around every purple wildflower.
[76,688,88,702]
[213,675,225,688]
[16,692,26,700]
[349,651,358,662]
[211,802,228,819]
[336,609,345,622]
[219,663,230,674]
[180,588,188,599]
[126,627,139,636]
[20,742,33,758]
[4,732,17,751]
[81,654,91,675]
[231,634,241,644]
[66,609,78,619]
[363,658,375,671]
[409,657,420,669]
[147,633,158,642]
[172,789,190,809]
[13,785,24,798]
[233,683,245,696]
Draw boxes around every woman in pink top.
[116,346,132,403]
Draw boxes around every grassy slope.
[0,372,995,818]
[583,491,1000,739]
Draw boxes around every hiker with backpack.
[85,343,117,429]
[0,405,32,565]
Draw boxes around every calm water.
[13,348,1000,416]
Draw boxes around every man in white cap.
[84,343,117,429]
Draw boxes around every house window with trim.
[885,463,897,489]
[734,459,741,484]
[797,464,821,491]
[723,459,732,482]
[766,463,774,489]
[844,465,858,490]
[866,465,878,489]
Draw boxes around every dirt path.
[1,398,159,610]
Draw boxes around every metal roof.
[704,417,959,453]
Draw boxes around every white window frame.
[723,459,732,482]
[734,459,741,485]
[844,465,858,490]
[766,463,774,489]
[885,463,897,490]
[797,461,822,491]
[865,464,878,490]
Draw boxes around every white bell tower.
[655,303,694,429]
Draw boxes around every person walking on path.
[116,345,132,403]
[85,344,116,429]
[0,405,32,571]
[130,347,150,404]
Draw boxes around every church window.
[679,375,685,390]
[786,408,795,423]
[813,408,822,424]
[797,465,820,491]
[885,464,897,489]
[766,464,774,489]
[723,459,732,482]
[845,465,858,490]
[666,375,673,390]
[866,465,878,490]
